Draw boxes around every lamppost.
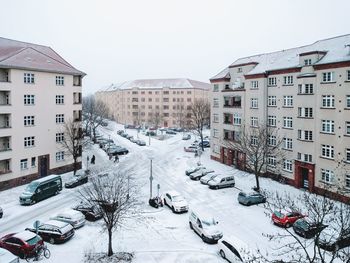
[149,158,153,199]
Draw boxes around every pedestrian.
[109,153,112,160]
[114,155,119,163]
[91,155,95,164]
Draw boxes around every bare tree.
[78,168,139,257]
[83,95,110,142]
[148,108,163,128]
[258,188,350,263]
[174,102,190,131]
[223,124,285,192]
[58,118,86,175]
[189,98,210,151]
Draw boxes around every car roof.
[220,235,250,255]
[13,230,37,241]
[56,209,83,218]
[190,208,216,220]
[43,220,69,228]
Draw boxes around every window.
[163,91,169,95]
[20,159,28,170]
[56,114,64,124]
[213,84,219,92]
[298,107,313,118]
[267,156,276,167]
[213,144,220,154]
[233,113,241,125]
[304,59,312,66]
[322,95,335,108]
[322,72,334,82]
[163,105,169,110]
[346,95,350,108]
[346,148,350,163]
[187,91,191,94]
[283,117,293,128]
[297,152,312,163]
[187,98,191,102]
[213,98,219,108]
[283,76,294,85]
[251,81,258,89]
[24,95,35,105]
[283,160,293,172]
[268,115,276,127]
[24,73,34,84]
[268,96,276,106]
[55,76,64,86]
[347,70,350,81]
[298,84,314,94]
[298,130,313,141]
[56,132,64,142]
[251,117,258,127]
[24,116,35,126]
[268,135,276,146]
[56,95,64,104]
[213,114,219,123]
[346,174,350,189]
[321,169,334,183]
[346,122,350,135]
[321,144,334,159]
[268,77,276,86]
[56,151,65,161]
[237,67,242,73]
[163,98,169,102]
[321,120,335,133]
[163,113,169,117]
[283,96,293,107]
[213,129,219,138]
[31,157,36,167]
[283,138,293,150]
[251,98,258,108]
[251,136,258,146]
[24,136,35,147]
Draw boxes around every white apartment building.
[95,78,210,127]
[210,35,350,200]
[0,37,84,190]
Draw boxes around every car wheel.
[201,234,206,242]
[247,202,251,206]
[172,206,175,213]
[219,249,226,259]
[49,237,55,244]
[215,186,219,190]
[189,222,193,229]
[31,199,36,205]
[285,223,291,228]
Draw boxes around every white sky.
[1,0,349,94]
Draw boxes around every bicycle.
[25,244,51,262]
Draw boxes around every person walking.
[114,155,119,163]
[91,155,95,164]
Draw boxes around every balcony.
[223,113,233,125]
[223,130,240,141]
[0,159,11,175]
[73,92,82,104]
[223,96,242,108]
[0,69,9,83]
[73,110,82,122]
[73,76,82,87]
[0,114,11,129]
[0,136,11,152]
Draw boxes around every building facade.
[210,35,350,198]
[95,78,210,127]
[0,37,84,190]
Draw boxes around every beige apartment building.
[210,34,350,199]
[95,78,210,127]
[0,37,84,190]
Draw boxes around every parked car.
[218,238,244,263]
[0,231,43,259]
[182,134,191,140]
[184,145,199,152]
[50,209,86,229]
[19,174,62,205]
[124,124,135,129]
[293,218,327,239]
[0,247,19,263]
[272,211,305,228]
[146,131,156,136]
[189,168,215,181]
[317,228,350,251]
[208,175,235,189]
[136,140,146,146]
[130,137,138,143]
[121,133,128,138]
[189,209,223,244]
[0,206,3,218]
[126,135,133,140]
[237,191,266,206]
[65,172,88,188]
[166,130,177,135]
[101,121,108,127]
[185,165,204,176]
[73,204,103,221]
[163,191,189,213]
[117,130,124,135]
[199,140,210,148]
[26,220,75,244]
[200,173,219,185]
[106,146,129,156]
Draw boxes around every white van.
[208,174,235,189]
[189,209,223,243]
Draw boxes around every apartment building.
[95,78,210,127]
[210,35,350,199]
[0,37,84,190]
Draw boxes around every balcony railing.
[0,169,11,175]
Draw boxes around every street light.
[149,158,153,199]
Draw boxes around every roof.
[0,37,85,76]
[13,230,37,241]
[99,78,211,91]
[43,219,69,228]
[31,174,61,184]
[211,34,350,79]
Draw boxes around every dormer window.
[237,67,242,73]
[304,59,312,66]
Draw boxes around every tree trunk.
[73,157,77,175]
[255,170,260,192]
[107,228,113,256]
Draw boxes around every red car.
[0,231,43,258]
[272,211,305,228]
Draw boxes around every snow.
[13,230,37,241]
[0,120,345,262]
[0,247,17,262]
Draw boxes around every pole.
[149,159,153,199]
[127,175,130,200]
[149,132,151,146]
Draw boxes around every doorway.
[38,155,49,177]
[301,167,309,189]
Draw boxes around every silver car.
[50,209,86,229]
[208,175,235,189]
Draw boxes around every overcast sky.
[1,0,349,94]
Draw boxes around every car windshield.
[202,218,217,227]
[274,211,284,218]
[26,235,41,245]
[172,195,184,202]
[297,220,310,230]
[25,182,39,193]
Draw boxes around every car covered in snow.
[218,237,246,263]
[184,145,199,152]
[293,218,327,239]
[64,170,88,188]
[182,134,191,140]
[163,191,189,213]
[272,210,305,228]
[189,209,223,244]
[0,231,43,259]
[136,140,146,146]
[208,175,235,189]
[237,191,266,206]
[0,248,19,263]
[50,209,86,229]
[198,140,210,148]
[73,204,103,221]
[189,168,215,181]
[317,228,350,251]
[26,220,75,244]
[106,146,129,155]
[185,165,204,176]
[200,173,219,185]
